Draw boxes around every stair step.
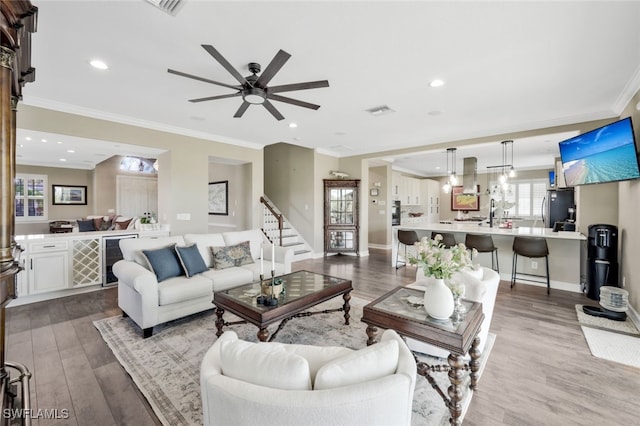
[282,242,304,248]
[294,249,311,256]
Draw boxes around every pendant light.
[443,148,458,194]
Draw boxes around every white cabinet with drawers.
[27,240,70,295]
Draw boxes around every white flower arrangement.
[409,234,476,280]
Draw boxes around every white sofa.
[406,267,500,358]
[201,329,416,426]
[113,229,294,337]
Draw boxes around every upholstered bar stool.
[511,236,550,294]
[396,230,419,269]
[431,232,457,248]
[465,234,499,272]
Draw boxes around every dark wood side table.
[361,286,484,426]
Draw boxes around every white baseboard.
[8,284,107,307]
[368,243,391,250]
[499,272,582,293]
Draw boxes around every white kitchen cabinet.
[28,241,70,294]
[425,179,441,223]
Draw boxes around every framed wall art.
[52,185,87,205]
[208,181,228,215]
[451,185,480,211]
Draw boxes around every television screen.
[558,117,640,186]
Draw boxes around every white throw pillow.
[314,339,399,390]
[220,339,312,391]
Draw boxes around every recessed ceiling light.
[57,141,63,144]
[429,79,445,88]
[25,137,31,141]
[59,158,67,162]
[19,144,23,148]
[67,149,75,153]
[289,122,297,128]
[428,110,443,116]
[89,59,109,70]
[41,139,47,143]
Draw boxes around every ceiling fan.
[168,45,329,121]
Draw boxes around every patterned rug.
[94,296,495,425]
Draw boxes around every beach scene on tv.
[560,118,640,186]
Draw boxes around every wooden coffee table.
[213,270,352,342]
[361,286,484,426]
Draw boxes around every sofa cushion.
[175,244,209,277]
[284,345,353,382]
[314,339,399,390]
[220,338,312,391]
[222,229,264,260]
[158,274,213,306]
[142,245,184,282]
[201,267,254,292]
[120,236,185,266]
[183,233,225,268]
[211,241,254,270]
[77,219,95,232]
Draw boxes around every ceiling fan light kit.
[168,45,329,120]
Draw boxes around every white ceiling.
[17,1,640,175]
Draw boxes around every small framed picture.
[208,181,229,215]
[370,188,379,196]
[52,185,87,205]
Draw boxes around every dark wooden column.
[0,0,37,374]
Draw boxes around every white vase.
[423,277,454,320]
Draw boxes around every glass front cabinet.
[323,179,360,256]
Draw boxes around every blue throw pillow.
[175,244,208,278]
[142,245,184,282]
[77,219,96,232]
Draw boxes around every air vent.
[145,0,185,16]
[365,105,395,116]
[462,157,478,194]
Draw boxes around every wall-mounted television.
[558,117,640,186]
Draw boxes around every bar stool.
[431,232,457,248]
[511,236,550,294]
[465,234,499,272]
[396,230,419,269]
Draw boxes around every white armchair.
[200,329,417,426]
[407,267,500,358]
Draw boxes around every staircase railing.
[260,196,283,246]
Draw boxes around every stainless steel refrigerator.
[542,188,574,228]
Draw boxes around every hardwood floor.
[6,248,640,425]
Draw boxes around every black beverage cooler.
[586,224,619,300]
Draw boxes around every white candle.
[260,247,264,275]
[272,243,275,272]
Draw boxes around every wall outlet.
[531,261,538,270]
[622,276,626,287]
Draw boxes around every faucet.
[489,198,495,228]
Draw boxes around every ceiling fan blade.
[234,101,251,118]
[262,100,285,121]
[167,69,241,90]
[189,92,241,103]
[269,94,321,110]
[268,80,329,94]
[255,49,291,89]
[201,44,250,86]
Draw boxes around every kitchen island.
[393,222,586,293]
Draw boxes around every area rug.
[575,304,640,335]
[94,296,494,425]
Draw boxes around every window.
[15,174,48,221]
[503,179,547,219]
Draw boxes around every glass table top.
[368,287,474,333]
[217,270,350,311]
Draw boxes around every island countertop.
[393,222,586,293]
[396,222,586,241]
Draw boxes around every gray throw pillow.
[142,244,184,282]
[211,241,254,270]
[175,244,208,277]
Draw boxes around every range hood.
[462,157,478,194]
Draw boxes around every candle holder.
[257,271,279,306]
